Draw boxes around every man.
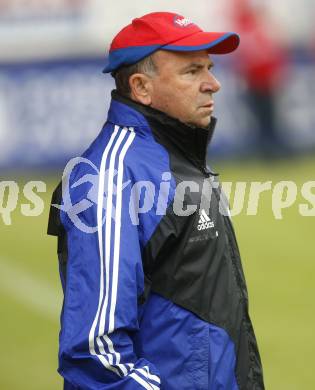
[48,12,264,390]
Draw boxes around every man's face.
[148,50,221,128]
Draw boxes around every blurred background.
[0,0,314,389]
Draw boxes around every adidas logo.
[197,209,214,231]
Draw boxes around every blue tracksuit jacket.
[48,91,264,390]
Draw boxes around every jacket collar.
[108,90,217,173]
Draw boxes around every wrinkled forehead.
[152,49,213,71]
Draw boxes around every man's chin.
[194,116,212,129]
[182,114,211,129]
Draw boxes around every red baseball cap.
[103,12,240,73]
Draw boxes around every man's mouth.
[200,101,214,112]
[202,101,214,108]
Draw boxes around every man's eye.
[188,69,197,75]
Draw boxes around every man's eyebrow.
[181,62,214,71]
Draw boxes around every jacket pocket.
[187,318,209,390]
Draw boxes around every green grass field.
[1,155,314,389]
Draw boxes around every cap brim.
[162,32,240,54]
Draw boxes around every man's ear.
[129,73,153,105]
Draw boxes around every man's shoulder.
[62,124,145,191]
[58,120,172,206]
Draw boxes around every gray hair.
[112,55,157,97]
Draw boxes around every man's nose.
[200,72,221,93]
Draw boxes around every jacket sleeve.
[50,145,161,389]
